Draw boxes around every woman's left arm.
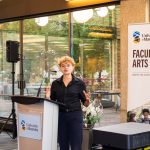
[79,81,90,107]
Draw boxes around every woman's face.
[60,61,74,75]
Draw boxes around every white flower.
[82,100,103,126]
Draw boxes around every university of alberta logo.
[21,120,26,131]
[133,31,140,44]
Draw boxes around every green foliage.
[86,112,101,125]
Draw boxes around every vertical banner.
[128,23,150,111]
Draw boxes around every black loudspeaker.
[6,40,19,63]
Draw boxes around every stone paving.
[0,108,120,150]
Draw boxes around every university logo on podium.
[19,113,42,140]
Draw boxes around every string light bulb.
[73,9,93,23]
[96,7,108,17]
[108,5,115,10]
[35,17,48,26]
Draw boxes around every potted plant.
[82,97,103,128]
[82,98,103,150]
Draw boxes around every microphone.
[36,79,44,97]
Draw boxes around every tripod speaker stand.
[0,63,17,139]
[0,40,19,139]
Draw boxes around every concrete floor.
[0,132,17,150]
[0,108,120,150]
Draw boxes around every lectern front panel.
[19,137,42,150]
[17,103,43,150]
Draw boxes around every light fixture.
[35,17,48,26]
[73,9,93,23]
[96,7,108,17]
[108,5,115,10]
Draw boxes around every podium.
[11,95,64,150]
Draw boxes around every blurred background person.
[127,111,136,122]
[141,108,150,124]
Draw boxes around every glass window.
[71,5,120,93]
[0,5,120,113]
[23,14,69,97]
[0,21,19,117]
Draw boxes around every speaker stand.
[0,62,17,139]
